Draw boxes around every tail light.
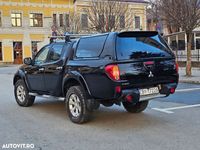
[175,62,179,73]
[105,64,120,81]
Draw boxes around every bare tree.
[147,0,180,33]
[68,11,81,34]
[147,0,161,30]
[158,0,200,76]
[87,0,132,33]
[52,11,81,35]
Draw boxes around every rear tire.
[66,86,92,124]
[123,101,149,113]
[14,79,35,107]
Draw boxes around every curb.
[0,65,20,68]
[179,80,200,84]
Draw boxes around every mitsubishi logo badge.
[148,71,154,78]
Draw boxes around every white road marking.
[152,108,174,114]
[152,104,200,114]
[176,87,200,92]
[165,104,200,111]
[151,87,200,114]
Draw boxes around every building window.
[31,41,40,58]
[65,14,69,27]
[170,41,177,51]
[0,42,2,61]
[178,40,185,50]
[59,14,64,27]
[99,15,105,25]
[53,14,57,26]
[0,12,2,27]
[81,14,88,29]
[11,13,22,27]
[120,16,125,29]
[196,33,200,37]
[196,39,200,49]
[135,16,140,29]
[109,15,115,26]
[30,13,43,27]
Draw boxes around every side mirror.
[24,57,32,65]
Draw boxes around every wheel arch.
[13,75,22,85]
[62,74,92,98]
[13,70,30,91]
[13,70,26,85]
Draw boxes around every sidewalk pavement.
[0,64,19,67]
[179,67,200,84]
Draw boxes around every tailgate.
[118,58,178,88]
[116,31,178,88]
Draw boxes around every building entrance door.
[13,42,23,64]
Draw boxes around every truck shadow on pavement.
[31,98,168,130]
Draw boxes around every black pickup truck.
[13,31,179,124]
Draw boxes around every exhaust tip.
[170,88,175,94]
[126,95,133,102]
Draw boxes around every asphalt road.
[0,66,200,150]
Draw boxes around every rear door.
[116,32,178,88]
[43,43,68,96]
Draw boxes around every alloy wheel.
[16,85,26,103]
[68,94,81,117]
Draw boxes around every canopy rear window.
[116,32,173,60]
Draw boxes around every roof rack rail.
[49,33,92,43]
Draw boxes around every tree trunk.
[186,32,192,76]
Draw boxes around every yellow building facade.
[75,0,148,32]
[0,0,74,64]
[0,0,147,64]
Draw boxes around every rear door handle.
[56,66,63,70]
[38,68,44,71]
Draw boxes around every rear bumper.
[139,94,167,102]
[120,83,177,103]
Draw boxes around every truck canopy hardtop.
[116,31,174,60]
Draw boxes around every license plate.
[139,87,159,96]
